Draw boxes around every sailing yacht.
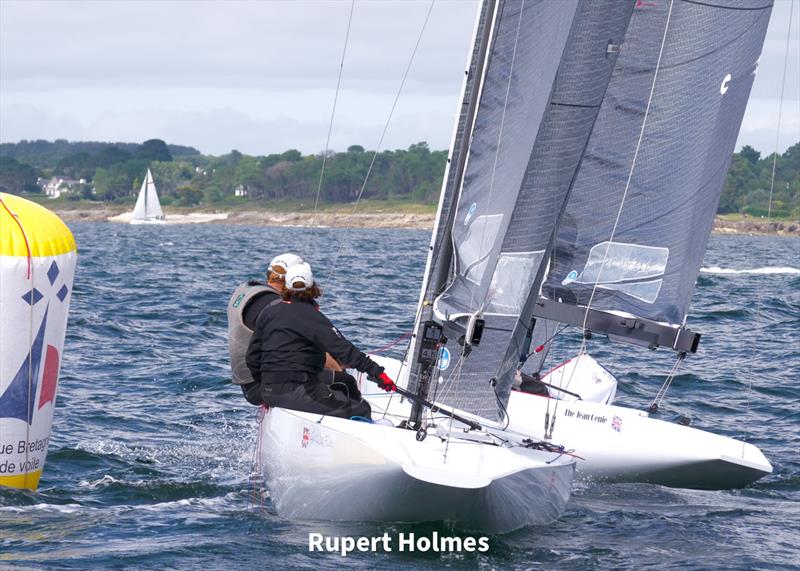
[403,0,774,490]
[259,0,775,531]
[259,0,639,532]
[130,169,165,224]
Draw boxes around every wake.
[700,266,800,275]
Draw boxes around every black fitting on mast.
[409,321,445,429]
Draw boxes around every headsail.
[537,0,773,350]
[409,0,634,421]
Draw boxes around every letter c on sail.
[720,73,731,94]
[0,193,76,490]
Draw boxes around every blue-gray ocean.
[1,222,798,570]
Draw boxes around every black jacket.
[246,298,383,382]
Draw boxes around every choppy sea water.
[1,222,798,570]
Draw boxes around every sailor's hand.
[371,372,396,392]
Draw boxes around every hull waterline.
[261,406,575,533]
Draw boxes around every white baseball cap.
[269,253,303,275]
[285,262,314,291]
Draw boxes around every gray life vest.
[227,281,281,385]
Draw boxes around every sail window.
[456,213,504,285]
[596,278,663,304]
[570,241,669,303]
[486,251,544,315]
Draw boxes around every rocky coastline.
[53,207,799,235]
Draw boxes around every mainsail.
[536,0,773,352]
[131,169,165,222]
[409,0,772,422]
[409,0,635,421]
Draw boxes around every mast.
[407,0,498,427]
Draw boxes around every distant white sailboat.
[130,169,165,224]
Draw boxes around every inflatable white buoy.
[0,193,76,490]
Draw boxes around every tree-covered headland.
[0,138,797,218]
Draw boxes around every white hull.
[261,404,575,533]
[370,356,771,490]
[506,391,772,489]
[129,218,166,225]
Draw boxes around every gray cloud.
[1,0,797,156]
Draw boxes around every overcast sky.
[0,0,797,156]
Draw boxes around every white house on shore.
[234,184,249,197]
[38,177,87,198]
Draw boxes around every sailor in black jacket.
[227,253,303,404]
[246,262,395,419]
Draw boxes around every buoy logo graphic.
[0,193,76,490]
[0,261,69,423]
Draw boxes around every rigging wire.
[298,0,436,422]
[396,0,497,423]
[649,352,685,412]
[744,0,795,451]
[309,0,356,235]
[252,3,353,475]
[311,0,437,424]
[321,0,437,284]
[545,0,676,439]
[578,0,673,337]
[520,323,568,363]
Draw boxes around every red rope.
[368,331,412,354]
[0,196,32,279]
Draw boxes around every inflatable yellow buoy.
[0,193,77,490]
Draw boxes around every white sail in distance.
[131,169,165,223]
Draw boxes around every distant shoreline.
[51,205,799,236]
